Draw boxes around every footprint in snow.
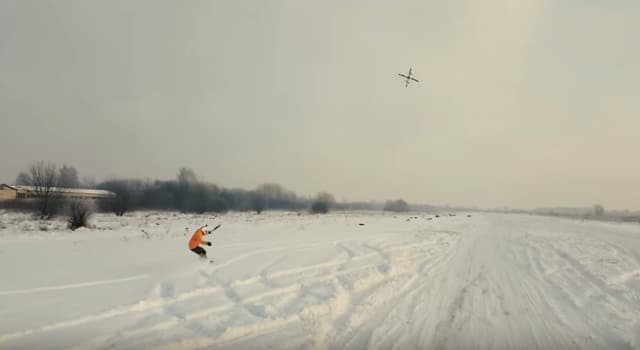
[152,282,176,298]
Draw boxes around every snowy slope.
[1,211,640,349]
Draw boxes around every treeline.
[98,168,317,215]
[97,169,424,216]
[8,163,418,221]
[98,168,345,216]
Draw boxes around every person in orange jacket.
[189,224,220,258]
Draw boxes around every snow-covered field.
[1,210,640,350]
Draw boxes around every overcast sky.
[1,0,639,210]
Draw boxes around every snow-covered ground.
[1,210,640,350]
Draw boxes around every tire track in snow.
[155,270,433,349]
[334,239,460,350]
[93,265,414,349]
[114,249,436,347]
[207,242,324,272]
[95,237,454,349]
[0,274,149,296]
[0,238,446,346]
[516,236,640,348]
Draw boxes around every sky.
[1,0,639,210]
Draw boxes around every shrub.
[310,192,335,214]
[311,200,329,214]
[384,199,410,212]
[67,200,94,230]
[594,204,605,217]
[251,191,267,214]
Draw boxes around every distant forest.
[9,162,638,225]
[9,162,421,216]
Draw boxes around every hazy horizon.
[2,1,639,211]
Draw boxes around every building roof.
[0,184,115,197]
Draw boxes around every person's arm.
[201,224,220,245]
[203,224,221,237]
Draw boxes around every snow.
[1,210,640,349]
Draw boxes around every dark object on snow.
[427,218,433,221]
[67,200,93,230]
[435,214,440,218]
[359,223,365,226]
[191,246,207,258]
[467,214,472,218]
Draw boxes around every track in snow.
[0,275,149,297]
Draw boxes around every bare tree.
[251,191,267,214]
[255,183,300,210]
[99,179,138,216]
[384,199,409,212]
[81,176,97,188]
[67,199,94,230]
[19,161,63,219]
[59,165,80,188]
[594,204,605,217]
[177,167,198,184]
[311,191,335,214]
[15,172,30,185]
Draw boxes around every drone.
[398,68,419,87]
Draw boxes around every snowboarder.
[188,224,220,259]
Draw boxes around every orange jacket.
[188,228,210,250]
